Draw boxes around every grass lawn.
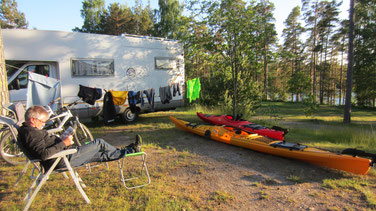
[252,101,376,152]
[1,102,375,210]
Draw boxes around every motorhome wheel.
[122,108,138,123]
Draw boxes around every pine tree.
[353,0,376,107]
[302,0,321,100]
[0,0,28,29]
[255,0,278,100]
[316,0,341,104]
[344,0,355,123]
[100,3,133,35]
[282,6,305,101]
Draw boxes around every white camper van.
[3,29,185,122]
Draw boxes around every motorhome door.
[7,62,58,105]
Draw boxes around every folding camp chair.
[0,117,90,211]
[2,102,25,126]
[118,151,151,189]
[0,103,38,186]
[22,149,90,211]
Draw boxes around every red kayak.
[197,112,287,140]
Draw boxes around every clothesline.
[78,77,200,124]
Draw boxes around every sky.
[16,0,351,42]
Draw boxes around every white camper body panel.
[3,29,185,120]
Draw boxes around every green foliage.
[198,72,262,116]
[74,0,154,36]
[0,0,28,29]
[152,0,184,39]
[281,5,305,99]
[183,0,269,116]
[99,3,133,35]
[267,72,288,101]
[198,73,227,106]
[302,94,319,117]
[73,0,106,33]
[287,71,311,100]
[219,78,262,116]
[354,0,376,107]
[71,0,376,112]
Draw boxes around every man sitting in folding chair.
[18,105,142,172]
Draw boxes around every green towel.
[186,78,201,103]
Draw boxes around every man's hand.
[62,135,73,146]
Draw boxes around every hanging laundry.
[192,78,201,101]
[103,91,116,124]
[159,86,172,104]
[141,88,155,111]
[186,78,201,103]
[77,84,102,105]
[110,90,128,105]
[135,91,142,103]
[128,91,141,113]
[173,83,181,97]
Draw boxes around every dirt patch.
[100,130,376,210]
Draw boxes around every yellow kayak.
[169,116,372,175]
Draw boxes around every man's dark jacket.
[18,123,66,170]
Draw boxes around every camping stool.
[118,152,151,189]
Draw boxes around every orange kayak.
[169,116,372,175]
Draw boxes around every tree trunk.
[339,40,344,105]
[344,0,355,123]
[311,2,319,101]
[0,27,10,116]
[329,46,334,105]
[319,48,324,104]
[232,44,238,118]
[263,52,268,100]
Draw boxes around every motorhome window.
[155,57,177,70]
[26,65,50,77]
[6,63,25,78]
[71,59,114,77]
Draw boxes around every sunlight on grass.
[253,102,376,123]
[156,122,175,129]
[212,191,235,203]
[0,147,208,211]
[183,104,225,116]
[2,102,376,210]
[288,126,376,152]
[322,178,376,207]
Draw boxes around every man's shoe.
[122,142,134,149]
[134,134,142,152]
[121,135,142,153]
